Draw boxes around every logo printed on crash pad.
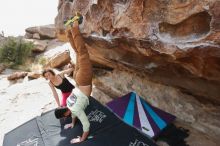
[88,109,107,123]
[129,139,149,146]
[17,138,38,146]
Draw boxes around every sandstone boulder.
[31,40,49,53]
[27,72,42,80]
[7,72,28,80]
[24,32,33,39]
[0,64,6,74]
[25,24,56,39]
[45,50,71,68]
[54,0,220,105]
[33,33,41,39]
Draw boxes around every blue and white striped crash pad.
[107,92,176,138]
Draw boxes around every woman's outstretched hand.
[64,123,74,129]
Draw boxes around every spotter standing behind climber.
[42,68,74,107]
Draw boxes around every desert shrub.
[0,37,33,66]
[37,56,48,66]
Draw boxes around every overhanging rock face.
[55,0,220,104]
[159,11,212,42]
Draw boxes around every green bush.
[0,37,33,66]
[37,56,48,66]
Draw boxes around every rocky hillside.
[54,0,220,146]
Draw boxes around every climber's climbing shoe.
[64,12,83,27]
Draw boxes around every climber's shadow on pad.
[155,124,189,146]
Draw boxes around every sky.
[0,0,58,36]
